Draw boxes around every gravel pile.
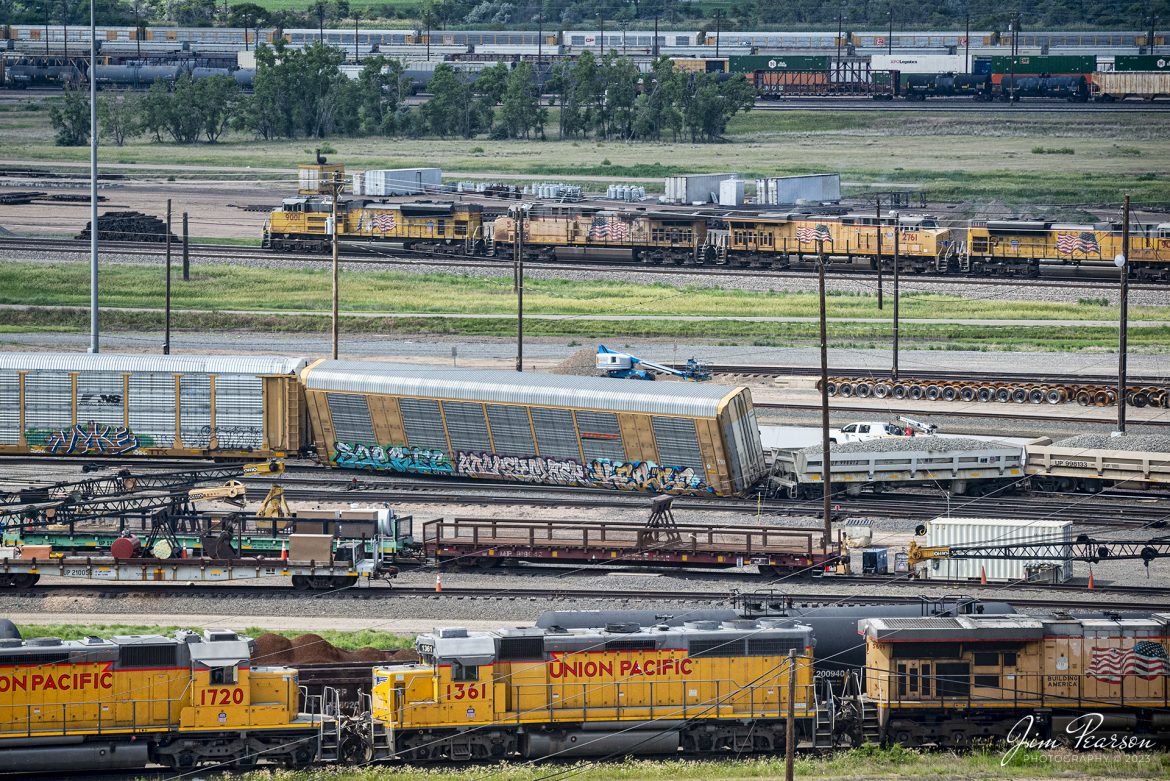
[802,435,1017,454]
[1055,433,1170,452]
[253,632,415,665]
[550,347,600,376]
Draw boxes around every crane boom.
[908,537,1170,570]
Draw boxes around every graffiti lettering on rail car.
[455,451,713,494]
[334,442,454,474]
[41,422,139,455]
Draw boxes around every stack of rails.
[822,374,1170,407]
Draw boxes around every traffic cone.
[280,541,288,562]
[980,565,987,586]
[435,573,443,593]
[1087,567,1095,590]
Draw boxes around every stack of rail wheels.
[820,377,1170,407]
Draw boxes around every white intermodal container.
[922,517,1073,583]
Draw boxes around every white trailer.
[920,517,1074,583]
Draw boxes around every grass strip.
[6,306,1168,352]
[16,623,413,651]
[0,262,1165,323]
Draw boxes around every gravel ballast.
[1055,433,1170,452]
[801,435,1018,454]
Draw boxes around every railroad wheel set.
[820,377,1170,407]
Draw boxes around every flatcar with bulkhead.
[367,616,818,761]
[0,354,307,459]
[857,613,1170,747]
[0,628,329,771]
[299,360,766,496]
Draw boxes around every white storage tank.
[359,167,442,197]
[719,178,745,206]
[922,517,1073,583]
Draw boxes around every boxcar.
[0,354,307,459]
[300,361,766,495]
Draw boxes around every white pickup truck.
[829,421,913,444]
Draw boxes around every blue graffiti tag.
[334,442,454,474]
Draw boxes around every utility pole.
[887,5,893,54]
[964,7,970,72]
[353,11,361,63]
[892,211,900,380]
[714,10,722,58]
[1117,195,1131,434]
[164,199,172,355]
[836,10,843,74]
[875,196,883,310]
[1149,9,1159,55]
[537,6,543,79]
[784,649,797,781]
[317,3,325,45]
[331,172,341,360]
[817,240,832,554]
[62,0,68,64]
[653,12,659,58]
[1009,12,1020,102]
[598,13,604,58]
[514,207,525,372]
[43,0,49,59]
[88,0,98,354]
[134,2,142,59]
[182,212,190,281]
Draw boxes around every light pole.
[1116,195,1131,434]
[887,6,893,54]
[88,0,98,353]
[891,210,900,380]
[817,239,832,554]
[874,196,883,310]
[353,10,361,63]
[331,171,342,360]
[714,9,723,58]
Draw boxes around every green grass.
[237,745,1170,781]
[17,623,413,651]
[0,261,1165,323]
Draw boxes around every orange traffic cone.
[1087,567,1095,590]
[980,565,987,586]
[435,573,443,593]
[280,541,288,562]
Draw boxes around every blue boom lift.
[596,345,712,382]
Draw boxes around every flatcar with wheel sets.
[0,627,335,772]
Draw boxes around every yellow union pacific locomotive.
[0,628,330,772]
[368,617,819,760]
[962,219,1170,279]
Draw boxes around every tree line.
[3,0,1158,32]
[49,43,755,145]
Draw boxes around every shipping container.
[754,174,841,205]
[989,54,1095,75]
[922,517,1073,583]
[353,167,442,197]
[663,173,737,204]
[870,53,967,73]
[1113,54,1170,71]
[1091,70,1170,100]
[727,54,830,73]
[718,178,745,206]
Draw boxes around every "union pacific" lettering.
[549,657,695,680]
[0,672,114,693]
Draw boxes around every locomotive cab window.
[451,662,479,682]
[209,665,238,685]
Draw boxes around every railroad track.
[15,582,1170,612]
[754,400,1170,427]
[0,236,1162,291]
[705,364,1169,386]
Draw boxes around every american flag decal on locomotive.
[1087,641,1170,683]
[587,216,630,241]
[796,224,834,245]
[1055,231,1100,255]
[370,212,397,233]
